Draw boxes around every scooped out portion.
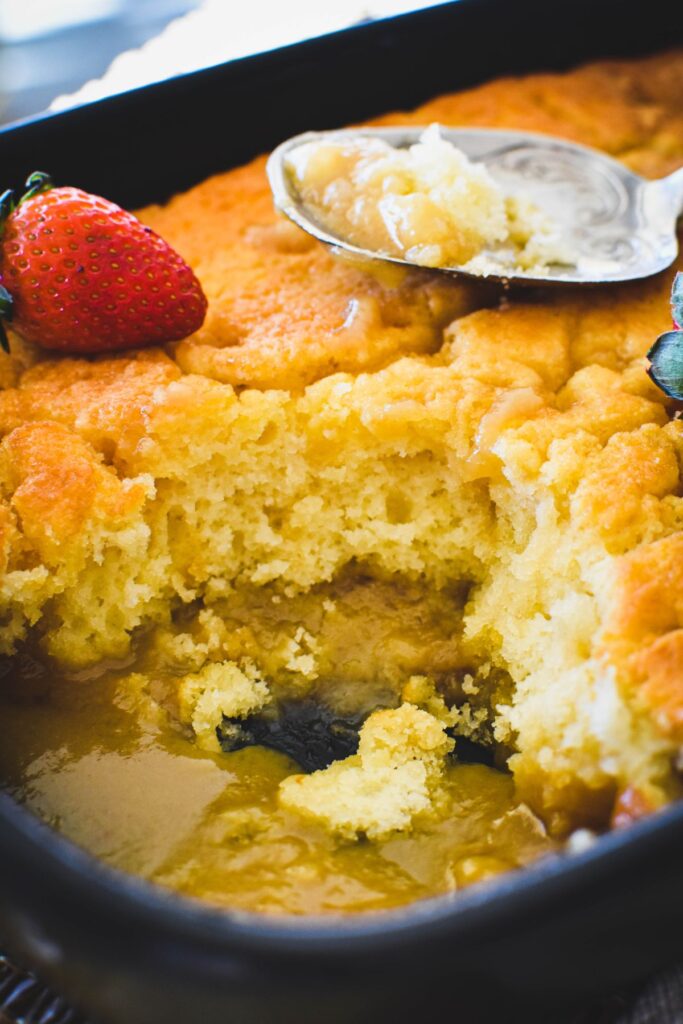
[285,124,571,273]
[0,650,553,915]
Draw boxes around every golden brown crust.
[0,350,182,471]
[140,159,479,391]
[0,421,147,563]
[600,533,683,737]
[572,425,681,553]
[377,51,683,178]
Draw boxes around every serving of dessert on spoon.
[267,124,683,287]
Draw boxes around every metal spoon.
[267,126,683,287]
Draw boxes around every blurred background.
[0,0,198,122]
[0,0,444,125]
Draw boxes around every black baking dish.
[1,2,683,1021]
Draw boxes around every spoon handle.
[661,166,683,217]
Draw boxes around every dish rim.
[1,0,683,958]
[3,787,683,953]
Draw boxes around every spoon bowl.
[267,126,683,287]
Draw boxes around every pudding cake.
[1,49,683,914]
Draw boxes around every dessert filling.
[285,124,571,273]
[1,50,683,916]
[0,573,551,915]
[0,646,551,914]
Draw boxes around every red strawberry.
[0,171,207,354]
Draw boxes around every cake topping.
[0,171,207,355]
[647,272,683,399]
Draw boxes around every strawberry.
[0,171,207,354]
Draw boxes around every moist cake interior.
[1,50,683,913]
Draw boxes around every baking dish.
[1,1,683,1021]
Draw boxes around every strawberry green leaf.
[648,329,683,400]
[0,284,12,353]
[20,171,53,205]
[0,284,13,321]
[672,272,683,330]
[0,189,16,236]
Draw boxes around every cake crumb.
[278,703,454,840]
[178,660,270,752]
